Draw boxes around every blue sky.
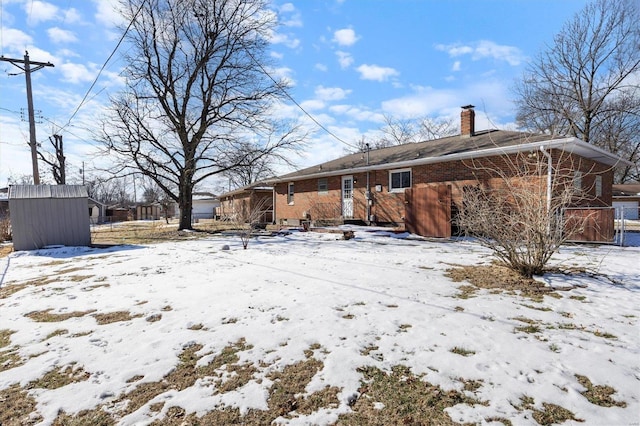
[0,0,589,191]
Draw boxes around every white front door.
[342,176,353,218]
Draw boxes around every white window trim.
[389,168,412,193]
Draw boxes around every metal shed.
[8,185,91,251]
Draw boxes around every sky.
[0,227,638,424]
[0,0,591,192]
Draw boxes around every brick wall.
[274,150,614,225]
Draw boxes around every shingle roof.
[268,130,630,182]
[8,185,88,199]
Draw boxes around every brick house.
[218,184,274,225]
[267,106,632,239]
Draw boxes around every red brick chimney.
[461,105,475,137]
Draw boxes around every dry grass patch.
[337,365,484,425]
[445,264,560,299]
[575,374,626,407]
[0,244,13,258]
[82,283,110,291]
[0,282,29,299]
[26,309,97,322]
[91,221,236,245]
[0,329,14,348]
[517,395,582,425]
[52,409,114,426]
[450,346,476,357]
[44,329,68,340]
[1,344,23,373]
[0,384,43,426]
[93,311,143,325]
[27,364,90,390]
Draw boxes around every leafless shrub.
[456,149,601,278]
[235,197,271,249]
[0,217,11,241]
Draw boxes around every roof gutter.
[266,137,633,184]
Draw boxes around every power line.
[58,0,147,134]
[239,37,360,150]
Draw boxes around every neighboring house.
[88,197,106,224]
[267,106,632,240]
[8,185,91,251]
[136,203,162,220]
[613,183,640,220]
[218,184,274,224]
[191,192,220,220]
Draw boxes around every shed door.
[342,176,353,218]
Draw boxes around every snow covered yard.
[0,229,638,425]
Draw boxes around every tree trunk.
[178,180,193,230]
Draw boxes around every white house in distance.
[613,184,640,220]
[191,192,220,220]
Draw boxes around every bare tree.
[456,150,600,278]
[37,134,66,184]
[141,181,175,223]
[100,0,303,230]
[514,0,640,182]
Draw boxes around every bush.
[0,217,11,241]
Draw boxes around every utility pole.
[0,51,55,184]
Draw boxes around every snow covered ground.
[0,228,638,425]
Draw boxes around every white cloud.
[92,0,125,28]
[270,32,301,49]
[452,61,461,72]
[271,51,284,60]
[269,66,296,87]
[300,99,326,111]
[336,51,353,69]
[332,28,359,46]
[315,86,351,101]
[2,28,33,51]
[48,27,78,44]
[278,3,302,27]
[315,63,328,72]
[26,1,58,24]
[356,64,399,82]
[58,62,100,84]
[63,8,82,24]
[436,40,526,66]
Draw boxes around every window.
[318,178,328,194]
[595,175,602,197]
[573,171,583,192]
[287,182,294,204]
[389,169,411,192]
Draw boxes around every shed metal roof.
[9,185,88,199]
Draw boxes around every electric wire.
[58,1,146,134]
[244,45,359,150]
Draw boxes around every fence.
[563,206,639,246]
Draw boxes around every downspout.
[365,143,371,223]
[272,186,276,225]
[539,146,553,235]
[539,146,552,214]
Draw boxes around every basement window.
[389,169,411,192]
[287,182,294,204]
